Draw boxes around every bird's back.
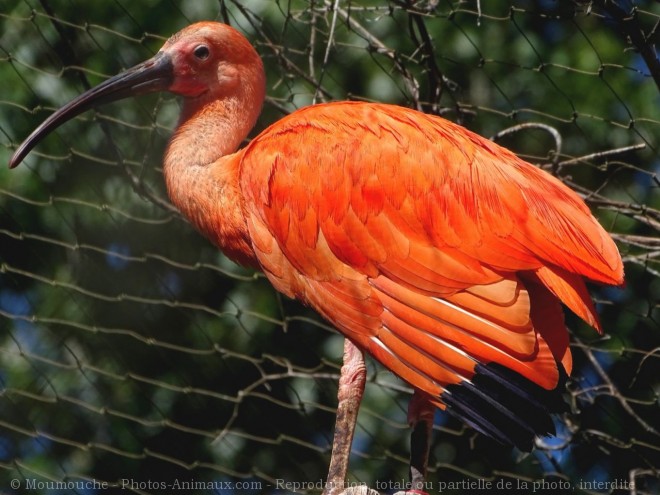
[241,101,621,286]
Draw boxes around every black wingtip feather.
[442,363,568,451]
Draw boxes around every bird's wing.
[239,102,623,398]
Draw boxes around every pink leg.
[324,338,367,495]
[407,390,435,493]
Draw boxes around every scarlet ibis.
[10,22,623,494]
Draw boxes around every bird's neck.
[170,96,259,164]
[163,98,261,267]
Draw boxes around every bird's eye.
[193,44,210,60]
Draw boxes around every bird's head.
[162,22,264,100]
[9,21,265,169]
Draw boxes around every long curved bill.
[9,51,174,169]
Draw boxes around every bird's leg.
[324,338,366,495]
[408,390,435,493]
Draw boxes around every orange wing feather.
[240,101,623,407]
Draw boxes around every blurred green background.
[0,0,659,493]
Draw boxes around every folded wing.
[239,101,623,447]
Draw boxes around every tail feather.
[441,362,568,451]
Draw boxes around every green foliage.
[0,1,658,493]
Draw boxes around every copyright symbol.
[10,479,20,489]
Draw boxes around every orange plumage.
[10,21,624,484]
[238,102,622,398]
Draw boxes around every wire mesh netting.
[0,0,659,493]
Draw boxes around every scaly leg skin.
[406,390,435,495]
[324,338,367,495]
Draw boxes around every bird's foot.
[339,488,380,495]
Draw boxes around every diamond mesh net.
[0,1,659,493]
